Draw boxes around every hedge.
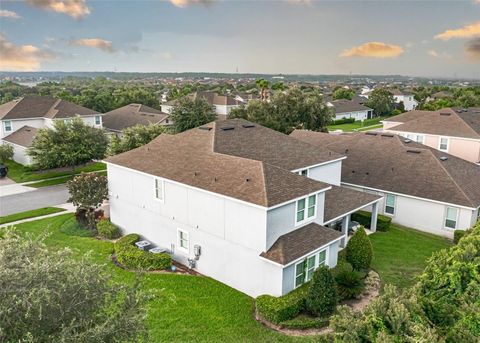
[305,265,338,317]
[332,118,355,125]
[97,219,121,239]
[453,230,466,244]
[256,284,309,324]
[279,315,329,330]
[345,227,373,271]
[115,234,172,271]
[351,211,392,232]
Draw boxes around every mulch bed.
[255,310,332,337]
[111,253,201,276]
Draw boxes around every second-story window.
[3,121,12,133]
[154,178,164,201]
[296,194,316,224]
[439,137,449,152]
[95,115,101,125]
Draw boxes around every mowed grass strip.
[0,207,66,225]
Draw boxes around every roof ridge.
[448,108,480,139]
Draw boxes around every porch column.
[340,215,350,248]
[370,202,379,233]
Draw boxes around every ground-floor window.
[294,249,327,288]
[385,194,396,215]
[444,207,458,229]
[177,229,189,253]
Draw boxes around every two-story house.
[382,108,480,164]
[0,95,103,165]
[105,119,381,297]
[390,89,418,111]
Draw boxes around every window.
[439,137,449,151]
[178,229,189,253]
[445,207,458,229]
[294,249,328,288]
[296,194,316,224]
[415,135,424,144]
[154,178,164,201]
[298,169,308,177]
[95,115,101,125]
[3,121,12,132]
[385,194,396,215]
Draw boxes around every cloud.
[0,34,54,71]
[428,50,452,60]
[26,0,90,19]
[169,0,214,8]
[434,22,480,40]
[339,42,404,58]
[466,37,480,61]
[70,38,115,53]
[0,10,21,19]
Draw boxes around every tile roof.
[0,95,99,120]
[2,125,38,147]
[260,222,342,265]
[106,119,336,207]
[290,130,480,208]
[102,103,171,132]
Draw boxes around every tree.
[256,79,270,101]
[109,124,169,155]
[366,89,395,116]
[0,228,148,342]
[170,96,216,133]
[332,87,355,100]
[0,144,13,164]
[345,226,373,271]
[28,118,108,170]
[305,265,337,317]
[67,173,108,230]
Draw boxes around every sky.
[0,0,480,78]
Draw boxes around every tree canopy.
[170,96,216,133]
[366,88,396,116]
[109,124,169,155]
[332,87,355,100]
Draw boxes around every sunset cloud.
[339,42,404,58]
[70,38,115,53]
[0,34,54,71]
[26,0,90,19]
[466,37,480,61]
[434,22,480,40]
[0,10,21,19]
[169,0,214,8]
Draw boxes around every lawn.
[0,207,66,225]
[327,117,385,132]
[369,224,452,288]
[4,160,106,183]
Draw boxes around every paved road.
[0,185,70,216]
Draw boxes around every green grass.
[369,224,452,288]
[29,170,108,188]
[327,117,385,132]
[0,207,66,225]
[4,160,106,183]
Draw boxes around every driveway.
[0,184,70,216]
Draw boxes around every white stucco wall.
[3,142,32,165]
[1,118,44,139]
[335,110,368,121]
[161,105,174,114]
[394,95,418,111]
[307,160,343,186]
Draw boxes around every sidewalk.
[0,203,76,228]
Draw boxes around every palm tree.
[256,79,270,101]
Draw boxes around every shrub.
[97,219,121,239]
[279,315,329,330]
[305,265,337,317]
[453,229,466,244]
[115,234,172,271]
[334,262,365,300]
[346,226,373,271]
[256,284,308,324]
[351,210,392,232]
[332,117,355,125]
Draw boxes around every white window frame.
[294,248,328,288]
[153,178,164,202]
[438,137,449,152]
[295,194,317,226]
[95,115,101,125]
[444,207,459,230]
[3,120,12,133]
[384,194,396,216]
[177,229,189,254]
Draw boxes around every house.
[290,130,480,238]
[0,95,102,165]
[105,119,382,297]
[102,103,172,137]
[161,91,244,118]
[390,89,418,111]
[327,99,373,121]
[382,108,480,164]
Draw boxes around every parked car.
[0,164,7,178]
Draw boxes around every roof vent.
[365,132,378,136]
[220,126,235,131]
[242,124,255,128]
[440,156,448,161]
[381,134,394,137]
[404,139,412,143]
[440,112,451,116]
[198,126,212,131]
[245,178,251,182]
[345,148,349,153]
[407,150,421,154]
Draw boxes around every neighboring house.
[327,99,373,121]
[291,130,480,238]
[102,103,172,137]
[105,119,381,297]
[2,126,38,165]
[382,108,480,164]
[0,95,103,165]
[390,89,418,111]
[161,91,245,118]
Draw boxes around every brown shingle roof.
[260,222,342,265]
[0,95,99,120]
[2,125,38,147]
[106,119,333,207]
[102,103,170,132]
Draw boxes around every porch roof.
[260,222,342,265]
[323,185,382,224]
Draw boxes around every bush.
[115,234,172,271]
[97,219,121,239]
[332,117,355,125]
[453,229,466,244]
[279,315,329,330]
[345,227,373,271]
[351,210,392,232]
[334,262,365,300]
[305,265,337,317]
[256,284,308,324]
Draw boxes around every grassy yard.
[327,117,385,132]
[4,160,106,183]
[369,224,452,288]
[0,207,66,225]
